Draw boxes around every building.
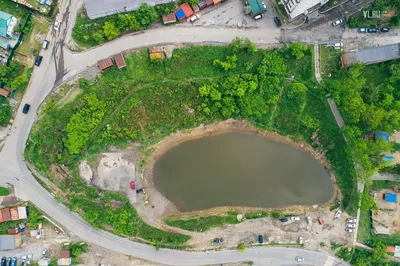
[0,89,10,98]
[283,0,326,19]
[341,43,400,67]
[38,258,50,266]
[247,0,265,16]
[198,0,207,10]
[97,58,114,71]
[113,53,126,70]
[175,9,185,22]
[0,206,28,223]
[83,0,169,19]
[387,246,400,257]
[58,249,72,266]
[384,193,397,203]
[0,11,17,39]
[0,233,22,250]
[162,13,177,24]
[180,3,194,19]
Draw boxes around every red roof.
[60,249,71,258]
[1,209,11,222]
[180,3,194,18]
[114,53,126,70]
[388,246,395,253]
[0,89,10,98]
[97,58,113,71]
[162,13,177,24]
[206,0,214,6]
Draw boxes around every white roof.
[17,206,27,219]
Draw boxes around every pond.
[153,132,333,211]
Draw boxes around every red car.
[318,217,324,225]
[130,181,135,190]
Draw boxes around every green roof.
[247,0,264,15]
[0,11,13,38]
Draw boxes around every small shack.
[180,3,194,18]
[97,58,113,71]
[1,208,11,222]
[175,9,185,22]
[114,53,126,70]
[198,0,207,9]
[387,246,400,257]
[384,193,397,203]
[0,233,22,250]
[0,89,10,98]
[162,13,177,24]
[58,249,72,266]
[191,4,200,12]
[206,0,214,7]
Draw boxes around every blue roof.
[385,193,397,203]
[175,9,185,20]
[377,132,389,142]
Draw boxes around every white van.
[254,13,265,20]
[189,14,200,23]
[42,40,49,49]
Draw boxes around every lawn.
[319,45,341,78]
[371,180,398,190]
[0,0,29,20]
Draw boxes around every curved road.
[0,0,363,264]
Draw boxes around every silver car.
[346,223,356,228]
[347,218,357,223]
[296,256,304,261]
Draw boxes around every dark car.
[367,28,378,33]
[357,28,367,33]
[274,17,281,27]
[136,188,144,194]
[213,238,224,243]
[22,103,30,114]
[380,27,390,32]
[10,258,16,266]
[6,258,11,266]
[258,235,263,244]
[35,55,43,66]
[279,217,288,222]
[1,257,6,266]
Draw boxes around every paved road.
[0,0,394,263]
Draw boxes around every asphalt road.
[0,0,392,264]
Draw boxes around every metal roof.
[0,234,19,250]
[83,0,172,19]
[0,11,12,38]
[97,58,113,71]
[114,53,126,69]
[344,43,400,66]
[247,0,264,15]
[395,246,400,258]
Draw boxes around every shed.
[384,193,397,203]
[247,0,264,15]
[191,4,200,12]
[38,258,50,266]
[206,0,214,7]
[198,0,207,9]
[1,209,10,222]
[7,228,17,235]
[58,249,72,266]
[376,132,389,142]
[180,3,194,18]
[213,0,222,5]
[17,207,27,219]
[9,208,18,221]
[0,233,22,250]
[175,9,186,22]
[97,58,113,71]
[162,13,177,24]
[0,89,10,98]
[114,53,126,70]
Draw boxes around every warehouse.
[342,43,400,67]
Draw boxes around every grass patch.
[319,45,341,78]
[371,180,398,190]
[0,187,11,196]
[0,0,29,20]
[336,247,354,261]
[330,242,343,251]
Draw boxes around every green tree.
[213,55,237,71]
[301,115,319,130]
[244,38,257,53]
[103,21,120,40]
[290,42,308,60]
[258,51,287,76]
[11,75,28,90]
[286,82,307,102]
[0,103,12,126]
[237,243,247,252]
[136,3,158,27]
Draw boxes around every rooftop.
[0,11,13,38]
[247,0,264,15]
[288,0,323,19]
[162,13,176,24]
[343,43,400,67]
[114,53,126,69]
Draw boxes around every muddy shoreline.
[142,119,339,219]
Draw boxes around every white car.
[298,236,304,244]
[346,223,356,228]
[254,13,265,20]
[334,210,341,219]
[306,216,312,224]
[296,256,304,261]
[54,20,61,30]
[332,18,343,26]
[262,1,267,9]
[347,218,357,223]
[345,228,354,233]
[189,14,200,23]
[290,216,301,221]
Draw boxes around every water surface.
[154,132,332,211]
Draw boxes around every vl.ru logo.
[363,10,381,19]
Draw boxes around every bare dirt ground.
[372,190,400,234]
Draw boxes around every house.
[0,89,10,98]
[0,233,22,250]
[0,11,17,39]
[180,3,194,19]
[97,58,114,71]
[113,53,126,70]
[175,9,186,22]
[58,249,72,266]
[341,44,400,67]
[387,246,400,257]
[280,0,325,19]
[162,13,177,24]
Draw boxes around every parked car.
[42,40,49,49]
[332,18,343,26]
[254,13,265,20]
[380,27,390,32]
[318,217,324,225]
[27,255,32,265]
[10,258,16,266]
[368,28,378,33]
[136,188,144,194]
[54,20,61,30]
[258,235,263,244]
[189,14,200,23]
[334,210,341,219]
[345,228,354,233]
[262,1,266,9]
[6,258,11,266]
[22,103,30,114]
[289,216,300,221]
[306,216,312,224]
[358,28,367,33]
[274,17,281,27]
[346,223,356,228]
[347,218,357,223]
[34,55,43,66]
[280,217,288,222]
[130,181,135,190]
[295,256,304,262]
[1,257,6,266]
[298,236,304,244]
[213,238,224,243]
[42,248,47,256]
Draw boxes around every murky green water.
[154,132,333,211]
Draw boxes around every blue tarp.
[385,193,397,203]
[383,155,395,165]
[377,132,389,142]
[175,9,185,20]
